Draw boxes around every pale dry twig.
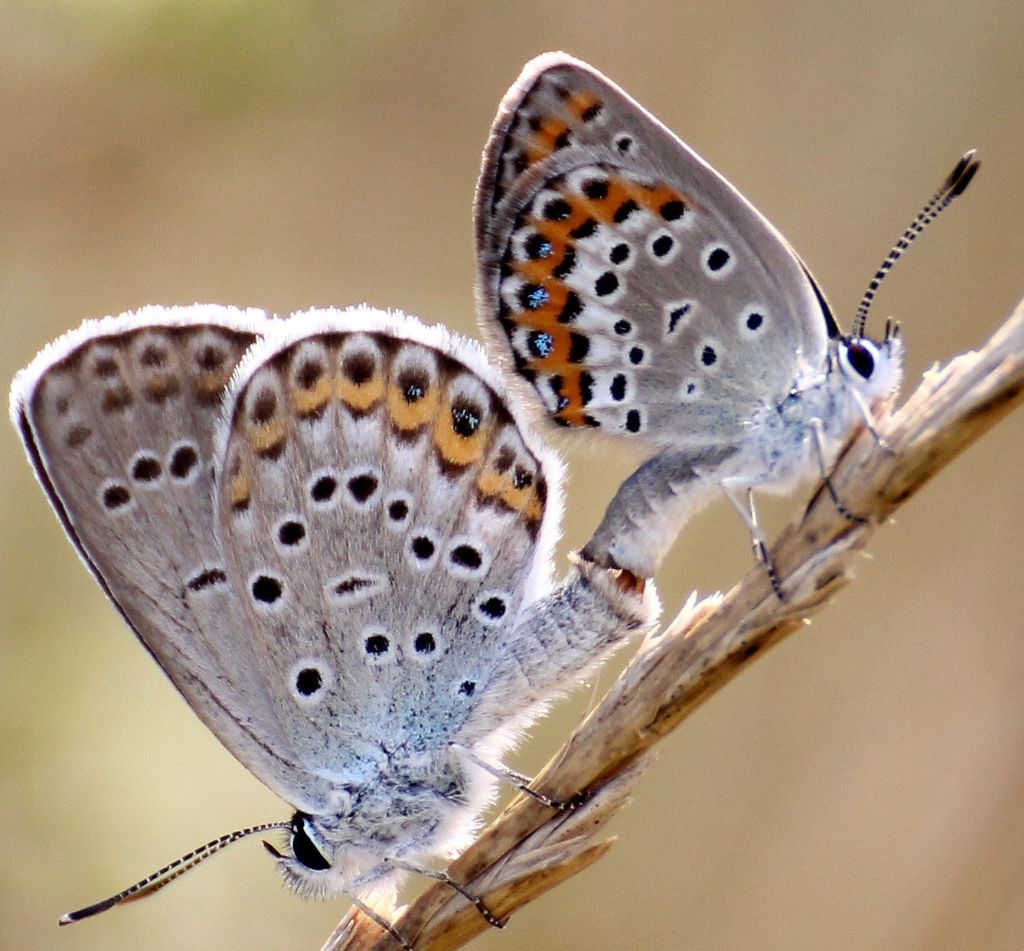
[323,297,1024,951]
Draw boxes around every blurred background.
[2,2,1023,949]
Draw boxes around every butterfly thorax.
[739,331,904,493]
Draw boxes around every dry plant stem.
[324,298,1024,951]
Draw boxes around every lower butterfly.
[474,53,978,588]
[10,304,657,947]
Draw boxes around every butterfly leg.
[383,857,507,929]
[451,742,585,812]
[809,419,869,524]
[850,389,894,454]
[344,890,416,951]
[720,480,784,600]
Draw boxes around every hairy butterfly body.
[475,53,976,582]
[11,304,656,938]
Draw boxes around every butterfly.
[474,52,978,588]
[10,304,656,945]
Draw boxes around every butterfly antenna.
[58,820,290,925]
[852,150,980,338]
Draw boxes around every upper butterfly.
[474,52,977,582]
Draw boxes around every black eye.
[845,341,875,379]
[291,815,331,871]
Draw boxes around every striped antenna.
[59,820,290,925]
[852,150,980,337]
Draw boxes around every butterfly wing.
[212,307,562,793]
[475,52,833,448]
[10,306,314,803]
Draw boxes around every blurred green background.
[2,2,1023,949]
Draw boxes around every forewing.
[475,53,831,446]
[10,305,312,803]
[213,307,561,782]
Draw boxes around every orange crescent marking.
[527,199,593,243]
[579,176,636,224]
[513,233,573,284]
[292,377,332,417]
[229,471,251,509]
[517,323,577,372]
[144,372,179,402]
[568,91,601,121]
[633,181,686,212]
[335,371,385,411]
[532,117,570,154]
[476,469,543,521]
[509,274,577,331]
[433,398,492,468]
[197,371,230,397]
[551,367,591,426]
[386,381,440,432]
[249,418,288,455]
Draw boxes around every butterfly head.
[264,810,370,899]
[834,319,904,403]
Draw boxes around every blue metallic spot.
[528,332,555,359]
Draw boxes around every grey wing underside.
[474,52,831,447]
[213,315,584,769]
[12,307,323,807]
[14,303,659,818]
[213,314,660,766]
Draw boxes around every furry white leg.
[344,890,413,951]
[809,418,868,524]
[383,856,506,929]
[850,386,893,452]
[720,479,783,599]
[451,743,583,811]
